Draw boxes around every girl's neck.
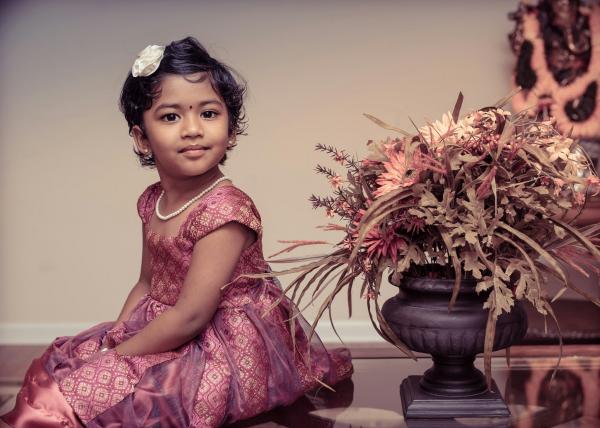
[158,168,227,206]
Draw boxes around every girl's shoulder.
[186,184,262,242]
[203,184,257,210]
[137,182,162,224]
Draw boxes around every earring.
[142,149,153,161]
[227,140,235,149]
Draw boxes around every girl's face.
[133,73,231,180]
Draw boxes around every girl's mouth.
[180,144,209,153]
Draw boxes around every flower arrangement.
[267,93,600,385]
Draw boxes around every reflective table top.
[228,347,600,428]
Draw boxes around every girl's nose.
[181,114,203,138]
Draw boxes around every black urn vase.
[381,276,528,419]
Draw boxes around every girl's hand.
[100,335,115,351]
[98,321,126,351]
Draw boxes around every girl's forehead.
[156,73,221,101]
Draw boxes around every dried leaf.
[452,92,464,123]
[363,113,411,136]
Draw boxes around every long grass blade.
[483,292,497,390]
[269,240,330,258]
[493,87,522,108]
[498,222,570,288]
[295,261,341,310]
[440,229,462,310]
[549,217,600,265]
[373,263,416,359]
[541,300,563,382]
[363,113,411,136]
[346,273,357,318]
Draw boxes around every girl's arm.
[114,221,252,356]
[115,226,152,324]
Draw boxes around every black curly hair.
[119,36,247,167]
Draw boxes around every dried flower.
[418,111,456,145]
[586,176,600,196]
[329,175,343,189]
[373,145,419,197]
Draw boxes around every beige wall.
[1,0,590,334]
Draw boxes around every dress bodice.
[137,183,270,306]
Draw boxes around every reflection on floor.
[1,345,599,427]
[227,352,600,428]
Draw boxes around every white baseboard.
[0,323,93,345]
[0,320,385,345]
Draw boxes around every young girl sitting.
[1,37,352,428]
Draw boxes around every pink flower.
[329,175,343,189]
[349,208,407,264]
[553,178,565,196]
[586,175,600,196]
[340,237,354,250]
[361,225,407,265]
[333,149,347,165]
[373,147,418,198]
[361,289,376,300]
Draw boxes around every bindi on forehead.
[189,105,193,110]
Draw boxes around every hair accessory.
[155,176,231,221]
[132,45,165,77]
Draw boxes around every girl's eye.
[201,111,218,119]
[162,113,179,122]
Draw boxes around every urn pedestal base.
[401,376,510,419]
[382,276,527,420]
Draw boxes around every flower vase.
[381,276,527,419]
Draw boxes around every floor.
[1,343,599,427]
[1,300,599,426]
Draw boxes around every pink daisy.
[373,148,418,198]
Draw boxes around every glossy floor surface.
[227,351,600,428]
[2,345,599,427]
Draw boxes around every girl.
[1,37,352,428]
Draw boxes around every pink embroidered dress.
[2,184,353,427]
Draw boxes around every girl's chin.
[156,157,224,179]
[175,166,222,180]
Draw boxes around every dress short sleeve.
[186,186,262,243]
[137,182,161,225]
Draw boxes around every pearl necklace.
[155,176,231,221]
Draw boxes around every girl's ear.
[228,134,236,149]
[132,125,151,154]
